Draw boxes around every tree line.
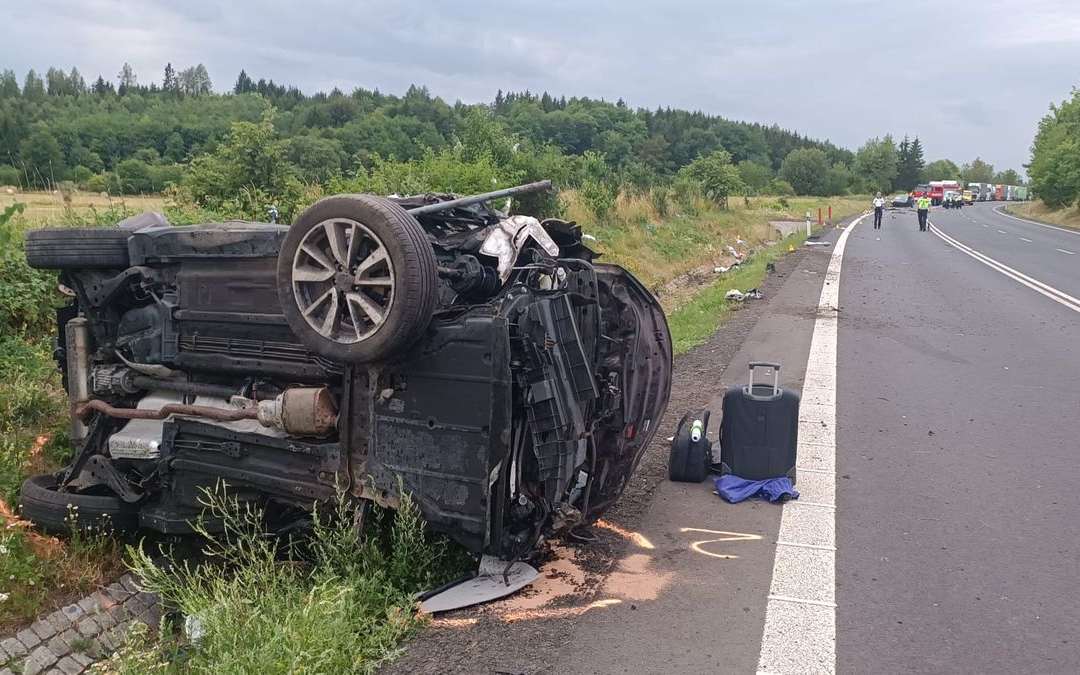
[1028,88,1080,209]
[0,62,1021,207]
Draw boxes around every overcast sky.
[3,0,1079,174]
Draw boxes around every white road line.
[982,223,988,228]
[997,229,1008,234]
[993,206,1080,236]
[930,222,1080,314]
[756,213,863,674]
[1019,237,1032,243]
[1057,248,1076,255]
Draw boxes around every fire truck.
[929,180,961,206]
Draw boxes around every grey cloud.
[3,0,1079,172]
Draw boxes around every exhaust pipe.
[65,317,91,444]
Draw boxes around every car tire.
[24,228,131,269]
[669,410,712,483]
[277,194,438,363]
[18,473,139,533]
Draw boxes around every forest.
[0,63,1025,223]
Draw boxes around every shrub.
[678,149,745,208]
[0,164,23,188]
[780,148,829,195]
[114,486,470,672]
[768,178,796,196]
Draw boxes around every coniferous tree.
[23,69,45,100]
[163,63,177,92]
[69,67,86,95]
[118,62,137,95]
[234,69,255,94]
[0,69,19,98]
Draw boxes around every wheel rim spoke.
[345,291,385,325]
[302,288,335,316]
[293,265,335,282]
[324,221,349,267]
[317,291,340,337]
[354,246,388,279]
[354,277,393,287]
[301,243,335,275]
[345,294,366,341]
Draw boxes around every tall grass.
[563,187,865,290]
[101,486,471,674]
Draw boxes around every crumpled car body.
[20,189,672,559]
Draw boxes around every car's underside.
[20,183,672,560]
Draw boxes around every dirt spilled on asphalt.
[382,242,816,675]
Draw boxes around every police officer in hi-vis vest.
[916,195,931,231]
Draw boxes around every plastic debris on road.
[714,474,799,503]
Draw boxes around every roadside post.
[818,208,823,227]
[805,210,812,237]
[828,205,832,225]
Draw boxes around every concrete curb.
[0,574,160,675]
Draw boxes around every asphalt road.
[837,204,1080,671]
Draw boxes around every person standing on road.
[917,195,931,231]
[872,192,885,229]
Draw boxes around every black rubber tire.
[18,473,139,534]
[277,194,438,363]
[24,228,131,269]
[668,409,712,483]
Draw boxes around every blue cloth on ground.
[715,474,799,504]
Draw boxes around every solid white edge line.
[756,213,864,674]
[929,222,1080,313]
[992,205,1080,236]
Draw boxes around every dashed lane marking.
[930,221,1080,314]
[993,206,1080,236]
[1056,248,1076,255]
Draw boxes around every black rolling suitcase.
[719,362,800,482]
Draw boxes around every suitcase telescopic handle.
[748,361,781,371]
[747,361,781,400]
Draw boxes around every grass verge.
[1005,200,1080,231]
[667,231,809,354]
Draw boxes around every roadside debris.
[419,556,540,614]
[726,245,744,259]
[725,288,763,302]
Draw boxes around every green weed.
[105,485,470,673]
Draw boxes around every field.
[0,189,165,225]
[1006,200,1080,231]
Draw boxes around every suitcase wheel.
[669,409,712,483]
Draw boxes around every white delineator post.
[806,210,812,237]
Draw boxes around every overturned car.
[19,181,672,561]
